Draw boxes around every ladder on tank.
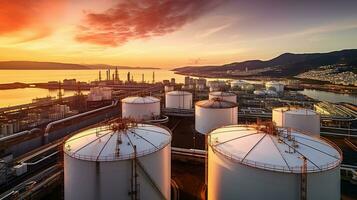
[129,146,140,200]
[300,156,307,200]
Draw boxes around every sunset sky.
[1,0,357,68]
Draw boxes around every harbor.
[0,74,356,200]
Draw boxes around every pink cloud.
[76,0,223,46]
[0,0,66,41]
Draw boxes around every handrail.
[64,140,170,162]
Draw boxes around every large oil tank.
[121,96,160,121]
[165,91,192,109]
[64,123,171,200]
[265,81,284,93]
[273,107,320,137]
[195,99,238,134]
[209,91,236,103]
[208,125,342,200]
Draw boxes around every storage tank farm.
[273,107,321,137]
[208,91,236,103]
[165,91,193,109]
[207,124,342,200]
[63,122,172,200]
[121,96,160,121]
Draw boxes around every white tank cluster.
[208,91,236,103]
[273,107,320,137]
[87,87,113,101]
[253,89,278,97]
[64,123,172,200]
[121,96,160,121]
[165,91,192,109]
[230,80,245,89]
[164,85,174,93]
[208,125,342,200]
[207,80,226,92]
[231,80,254,91]
[195,99,238,134]
[265,81,284,93]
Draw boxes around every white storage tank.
[253,90,266,96]
[165,91,192,109]
[122,96,160,121]
[265,81,284,93]
[164,85,174,93]
[273,107,320,137]
[195,99,238,134]
[209,91,236,103]
[208,125,342,200]
[64,123,171,200]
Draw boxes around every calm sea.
[299,89,357,105]
[0,69,355,107]
[0,69,227,107]
[0,69,184,84]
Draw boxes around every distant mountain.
[0,61,91,70]
[0,61,159,70]
[174,49,357,77]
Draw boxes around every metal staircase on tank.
[300,156,307,200]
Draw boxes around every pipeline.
[44,100,118,135]
[43,101,118,144]
[22,151,58,166]
[0,128,41,143]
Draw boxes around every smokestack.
[115,67,119,81]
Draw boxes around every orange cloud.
[0,0,66,41]
[76,0,223,46]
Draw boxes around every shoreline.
[0,67,160,70]
[174,71,357,95]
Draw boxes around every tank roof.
[121,96,160,104]
[209,125,341,173]
[196,99,237,109]
[274,107,318,116]
[64,123,171,162]
[166,91,192,96]
[209,91,236,96]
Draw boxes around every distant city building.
[296,65,357,86]
[63,79,76,85]
[163,80,170,85]
[185,76,190,85]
